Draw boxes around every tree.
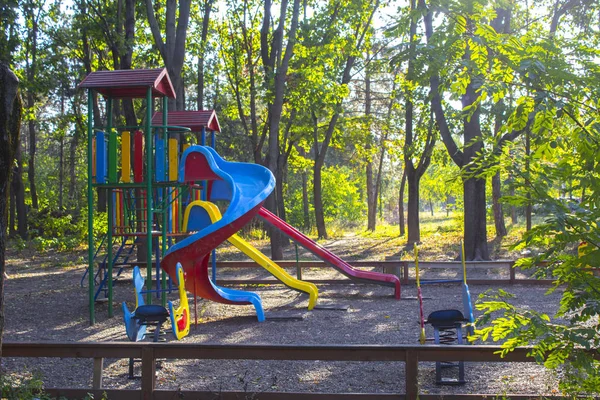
[22,0,42,210]
[146,0,191,111]
[0,1,19,65]
[309,0,380,239]
[260,0,301,258]
[0,63,22,359]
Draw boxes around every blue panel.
[155,138,165,182]
[209,180,233,201]
[96,131,107,183]
[185,206,213,232]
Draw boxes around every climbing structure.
[78,69,221,324]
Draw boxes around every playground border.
[104,260,554,286]
[5,341,596,399]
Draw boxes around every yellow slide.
[182,201,318,310]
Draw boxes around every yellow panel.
[115,191,121,229]
[168,264,190,340]
[121,131,131,183]
[168,138,178,181]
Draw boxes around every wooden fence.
[2,341,584,399]
[213,260,554,286]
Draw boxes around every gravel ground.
[2,241,564,397]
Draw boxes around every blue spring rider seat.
[415,242,475,386]
[122,264,189,378]
[425,309,467,385]
[122,266,170,343]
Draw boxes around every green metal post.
[145,88,153,305]
[106,97,114,317]
[161,96,168,307]
[87,89,95,325]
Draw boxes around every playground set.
[78,68,402,342]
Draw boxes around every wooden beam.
[141,346,155,400]
[92,357,103,389]
[153,391,405,399]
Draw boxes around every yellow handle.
[414,243,420,287]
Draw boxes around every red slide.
[258,207,400,299]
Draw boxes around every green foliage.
[286,165,365,229]
[0,371,104,400]
[25,208,87,251]
[473,107,600,396]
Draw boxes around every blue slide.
[161,146,275,322]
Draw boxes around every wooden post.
[509,260,516,284]
[141,346,155,400]
[403,261,410,285]
[405,349,419,399]
[92,357,103,389]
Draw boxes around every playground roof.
[78,68,176,99]
[151,110,221,133]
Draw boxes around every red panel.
[161,203,264,304]
[183,152,221,182]
[151,111,221,133]
[134,131,144,183]
[78,68,175,99]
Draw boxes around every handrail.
[4,341,596,399]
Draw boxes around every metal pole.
[106,97,114,317]
[161,96,168,307]
[87,89,95,325]
[145,88,153,305]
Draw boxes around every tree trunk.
[24,0,39,209]
[9,190,15,237]
[302,170,310,230]
[11,147,27,239]
[429,199,434,216]
[365,55,376,231]
[0,63,22,358]
[510,184,517,224]
[260,0,301,254]
[197,0,213,110]
[492,171,507,237]
[366,160,376,230]
[313,166,327,239]
[68,129,79,212]
[403,0,435,245]
[406,169,420,245]
[462,78,489,260]
[525,129,532,231]
[27,106,38,209]
[312,1,379,239]
[422,1,489,260]
[121,0,137,127]
[463,177,489,260]
[59,135,64,210]
[146,0,192,111]
[399,167,406,236]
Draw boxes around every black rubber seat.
[134,305,170,320]
[426,309,466,327]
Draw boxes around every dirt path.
[2,236,560,396]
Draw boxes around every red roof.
[78,68,175,99]
[151,110,221,133]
